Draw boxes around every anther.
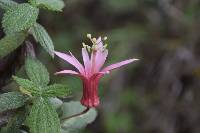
[92,38,97,43]
[82,42,86,47]
[103,36,108,41]
[104,44,108,49]
[87,34,92,39]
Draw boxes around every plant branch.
[61,107,90,122]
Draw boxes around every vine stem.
[61,107,90,121]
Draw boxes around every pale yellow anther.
[87,34,92,39]
[82,42,86,47]
[103,36,108,41]
[104,43,108,49]
[92,38,97,43]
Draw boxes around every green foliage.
[2,3,39,34]
[1,110,27,133]
[49,98,63,110]
[104,112,136,133]
[0,92,28,113]
[103,0,138,12]
[13,57,72,132]
[27,97,61,133]
[14,57,70,98]
[13,76,40,96]
[30,23,54,57]
[42,84,70,97]
[0,0,17,10]
[0,32,27,58]
[25,57,49,87]
[61,101,97,133]
[29,0,65,11]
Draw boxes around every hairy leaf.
[27,97,60,133]
[25,57,49,87]
[42,84,70,97]
[0,32,27,58]
[0,0,17,10]
[2,3,39,34]
[61,101,97,132]
[29,0,65,11]
[13,76,40,96]
[0,92,28,113]
[30,23,54,57]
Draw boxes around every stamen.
[87,45,91,52]
[103,36,108,41]
[87,34,92,39]
[92,44,98,51]
[82,42,86,48]
[104,43,108,49]
[92,38,97,43]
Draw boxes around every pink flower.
[55,34,138,108]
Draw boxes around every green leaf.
[13,76,40,96]
[29,0,65,12]
[30,23,54,57]
[49,97,63,110]
[0,92,28,113]
[27,97,60,133]
[25,57,49,87]
[61,101,97,133]
[2,3,39,34]
[0,0,18,10]
[0,32,27,58]
[42,84,70,97]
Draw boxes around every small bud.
[87,34,92,39]
[103,36,108,41]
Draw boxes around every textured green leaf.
[27,97,60,133]
[29,0,65,11]
[61,101,97,133]
[42,84,70,97]
[30,23,54,57]
[0,32,26,58]
[0,0,18,10]
[0,92,28,113]
[25,57,49,87]
[2,3,39,34]
[13,76,40,96]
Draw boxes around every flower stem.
[61,107,90,121]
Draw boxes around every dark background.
[3,0,200,133]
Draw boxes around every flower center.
[82,34,108,53]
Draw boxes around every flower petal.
[96,37,103,48]
[90,71,109,80]
[95,49,108,72]
[82,48,91,76]
[69,52,85,74]
[55,70,79,75]
[55,51,84,74]
[90,50,96,74]
[101,58,139,72]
